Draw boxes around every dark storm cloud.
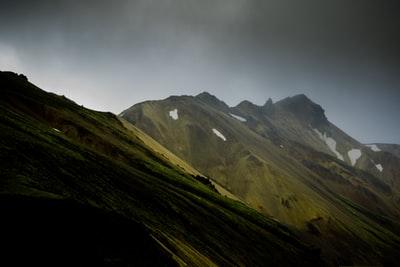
[1,0,399,143]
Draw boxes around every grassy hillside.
[122,92,400,266]
[0,71,324,266]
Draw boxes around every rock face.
[121,92,400,266]
[273,94,328,127]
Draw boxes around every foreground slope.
[0,71,323,266]
[122,92,400,266]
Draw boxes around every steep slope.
[119,117,240,201]
[0,71,324,266]
[248,94,400,192]
[122,91,400,266]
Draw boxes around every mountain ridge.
[3,71,400,266]
[122,90,400,266]
[1,71,327,266]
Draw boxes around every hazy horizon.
[1,0,399,144]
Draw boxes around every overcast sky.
[1,0,399,144]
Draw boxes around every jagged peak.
[275,94,327,127]
[195,91,230,112]
[277,94,319,108]
[276,94,312,105]
[262,98,275,114]
[263,98,273,107]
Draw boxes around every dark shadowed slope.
[0,71,324,266]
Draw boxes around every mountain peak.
[291,93,309,100]
[236,100,255,108]
[275,94,327,127]
[195,91,219,102]
[264,98,273,107]
[195,91,230,112]
[262,98,274,114]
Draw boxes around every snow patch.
[313,128,344,161]
[366,144,381,152]
[371,159,383,172]
[229,113,246,122]
[375,164,383,172]
[169,109,179,120]
[212,128,227,141]
[347,149,362,166]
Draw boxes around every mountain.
[233,94,400,192]
[365,143,400,161]
[0,71,325,266]
[121,91,400,266]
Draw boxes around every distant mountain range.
[1,70,399,266]
[121,91,400,266]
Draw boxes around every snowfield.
[212,128,227,141]
[366,144,381,152]
[313,128,344,161]
[371,160,383,172]
[229,113,247,122]
[347,149,362,166]
[375,164,383,172]
[169,109,179,120]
